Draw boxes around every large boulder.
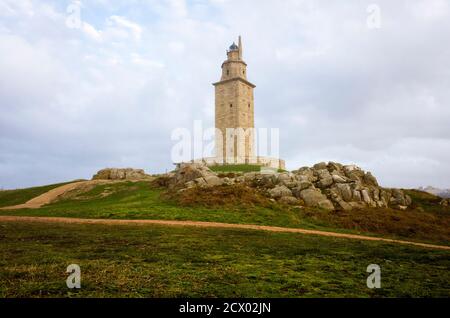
[316,169,333,188]
[335,183,353,202]
[298,188,334,211]
[268,185,293,199]
[279,196,300,205]
[389,189,412,208]
[92,168,151,180]
[170,163,220,189]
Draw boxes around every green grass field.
[1,181,449,245]
[209,164,262,173]
[1,221,449,298]
[0,181,79,208]
[1,181,449,298]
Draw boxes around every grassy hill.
[0,180,449,297]
[0,181,81,208]
[0,181,449,245]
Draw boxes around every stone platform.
[192,156,285,170]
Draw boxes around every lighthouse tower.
[193,37,285,170]
[213,36,256,163]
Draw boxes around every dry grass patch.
[297,207,450,244]
[165,184,273,208]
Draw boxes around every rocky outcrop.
[161,162,412,211]
[92,168,152,180]
[169,163,224,189]
[291,162,411,210]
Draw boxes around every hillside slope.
[0,179,449,245]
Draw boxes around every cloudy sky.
[0,0,449,189]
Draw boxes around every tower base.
[192,156,286,171]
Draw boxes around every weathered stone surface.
[390,189,408,206]
[343,165,365,182]
[203,175,224,187]
[92,168,151,180]
[279,196,299,205]
[336,199,353,211]
[194,177,207,186]
[299,188,334,211]
[316,169,333,188]
[160,161,412,211]
[352,190,362,202]
[332,174,347,183]
[313,162,328,170]
[268,185,292,199]
[361,189,372,204]
[291,181,313,198]
[328,162,343,172]
[363,172,379,187]
[169,163,217,189]
[294,167,317,182]
[334,184,351,202]
[317,199,335,211]
[185,181,196,188]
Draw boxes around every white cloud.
[0,0,34,17]
[411,0,449,20]
[0,0,449,189]
[108,15,143,41]
[82,22,102,41]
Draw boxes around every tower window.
[248,103,250,108]
[227,70,229,76]
[230,104,233,108]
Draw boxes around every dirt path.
[1,215,449,251]
[0,180,121,210]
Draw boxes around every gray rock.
[185,181,195,188]
[335,184,352,202]
[372,188,380,201]
[299,188,334,211]
[361,189,372,204]
[292,181,314,198]
[336,199,353,211]
[332,174,347,183]
[279,196,299,205]
[313,162,328,170]
[316,169,333,188]
[390,189,408,206]
[203,175,223,187]
[363,172,379,187]
[222,177,234,185]
[318,199,335,211]
[194,177,207,186]
[169,163,217,188]
[328,162,344,172]
[92,168,151,180]
[352,190,362,202]
[268,185,293,199]
[295,167,317,183]
[405,195,412,206]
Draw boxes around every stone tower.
[213,36,256,163]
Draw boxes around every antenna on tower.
[238,35,243,60]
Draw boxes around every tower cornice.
[221,60,247,68]
[212,77,256,88]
